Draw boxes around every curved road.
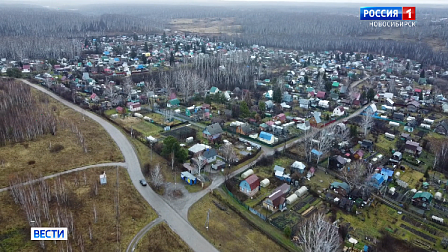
[0,162,126,193]
[20,79,219,252]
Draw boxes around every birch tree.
[150,164,164,190]
[362,109,374,136]
[296,212,340,252]
[313,124,336,164]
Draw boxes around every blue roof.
[373,173,384,184]
[104,51,110,55]
[114,58,120,62]
[311,149,323,156]
[381,168,394,178]
[259,131,273,141]
[364,245,369,252]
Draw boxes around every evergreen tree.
[130,48,137,59]
[133,33,138,41]
[144,42,149,52]
[420,70,425,78]
[258,101,266,113]
[240,101,250,118]
[367,88,375,102]
[325,81,332,92]
[169,52,175,66]
[336,53,340,61]
[201,44,206,54]
[273,87,282,103]
[406,61,410,70]
[304,75,309,84]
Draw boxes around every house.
[297,121,311,131]
[330,182,351,196]
[236,123,253,135]
[332,106,345,117]
[263,183,290,212]
[360,140,373,152]
[202,148,218,163]
[169,98,180,107]
[259,131,275,144]
[282,92,293,103]
[299,99,309,109]
[188,143,209,156]
[371,173,384,189]
[239,174,260,196]
[116,106,124,114]
[354,150,364,160]
[407,100,420,113]
[265,100,274,110]
[393,112,405,121]
[404,141,422,156]
[412,192,433,209]
[99,172,107,185]
[318,100,330,109]
[274,113,286,123]
[316,91,326,99]
[210,86,219,95]
[381,168,394,182]
[309,111,323,128]
[364,103,377,115]
[338,197,354,212]
[202,103,211,110]
[203,124,223,143]
[435,121,448,135]
[90,93,99,102]
[329,155,347,170]
[291,161,306,174]
[274,165,291,182]
[128,102,141,112]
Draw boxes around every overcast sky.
[4,0,447,6]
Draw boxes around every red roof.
[116,106,123,112]
[245,174,260,191]
[414,88,422,93]
[90,93,97,99]
[316,91,326,99]
[22,65,30,70]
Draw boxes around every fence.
[223,186,267,220]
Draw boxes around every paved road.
[350,76,370,89]
[20,79,219,252]
[126,218,163,252]
[0,162,127,193]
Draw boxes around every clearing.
[0,86,123,188]
[0,166,157,251]
[188,193,285,252]
[169,18,242,36]
[135,222,192,252]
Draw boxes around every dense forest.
[0,4,447,66]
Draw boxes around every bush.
[143,163,152,177]
[284,226,292,238]
[50,144,64,153]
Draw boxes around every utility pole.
[205,209,211,230]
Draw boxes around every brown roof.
[245,174,260,191]
[268,183,290,206]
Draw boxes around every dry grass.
[135,222,192,252]
[188,193,284,252]
[0,166,157,251]
[113,116,162,137]
[399,168,424,189]
[0,90,123,188]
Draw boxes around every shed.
[241,169,254,179]
[260,178,270,187]
[99,172,107,185]
[434,192,443,201]
[389,187,396,195]
[286,194,299,204]
[389,121,400,127]
[295,186,308,197]
[291,161,306,174]
[181,171,197,185]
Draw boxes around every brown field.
[169,18,242,35]
[0,89,123,188]
[188,193,285,252]
[0,166,157,252]
[135,222,192,252]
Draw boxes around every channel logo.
[31,227,68,241]
[360,7,416,21]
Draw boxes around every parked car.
[139,179,147,186]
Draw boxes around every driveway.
[20,79,219,252]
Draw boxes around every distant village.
[3,31,448,251]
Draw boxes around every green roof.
[332,81,340,87]
[330,182,350,192]
[412,192,433,200]
[210,86,218,93]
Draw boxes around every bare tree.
[221,143,237,164]
[296,212,340,252]
[150,164,164,190]
[340,160,373,198]
[361,109,374,136]
[313,124,336,164]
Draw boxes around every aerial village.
[3,32,448,251]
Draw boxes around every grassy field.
[188,192,287,252]
[303,169,336,192]
[0,166,157,252]
[0,91,123,188]
[135,222,192,252]
[113,116,163,138]
[337,202,443,250]
[398,168,424,189]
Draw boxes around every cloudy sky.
[4,0,447,6]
